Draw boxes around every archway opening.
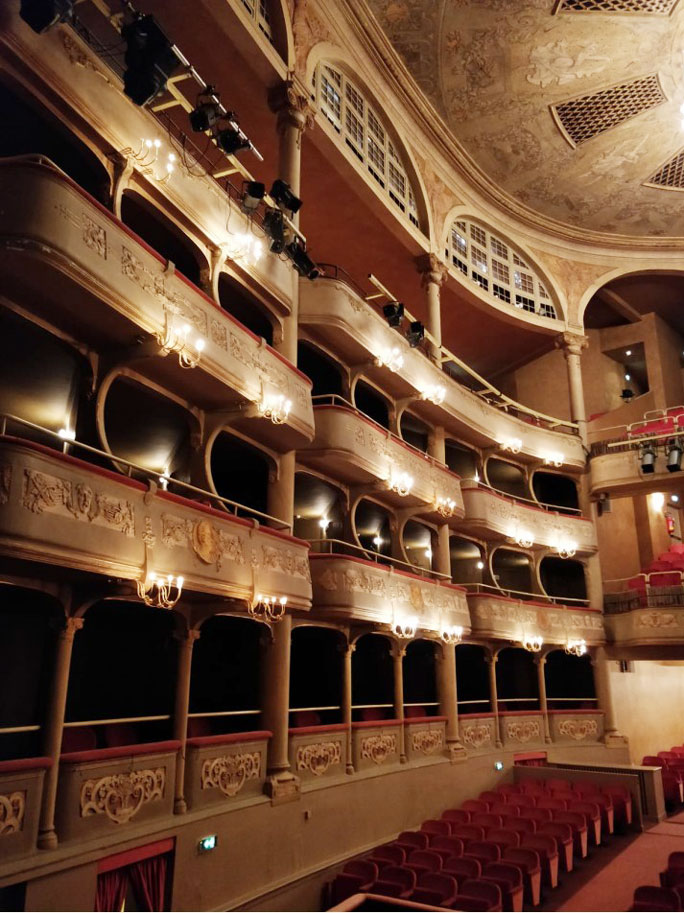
[290,627,344,726]
[545,650,596,711]
[492,548,534,597]
[297,341,343,398]
[486,458,528,500]
[402,519,434,572]
[294,472,345,544]
[218,274,274,344]
[540,556,588,603]
[210,431,270,517]
[354,380,390,429]
[446,439,479,480]
[354,499,392,560]
[403,640,438,718]
[496,647,539,713]
[352,634,394,722]
[532,471,579,513]
[400,411,429,453]
[456,644,491,715]
[450,536,484,585]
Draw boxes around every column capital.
[416,252,449,289]
[62,617,84,641]
[390,645,407,660]
[268,78,315,138]
[555,331,588,358]
[174,628,201,645]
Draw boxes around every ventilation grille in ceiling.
[645,150,684,189]
[556,0,678,12]
[552,75,666,146]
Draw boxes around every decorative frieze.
[411,730,444,755]
[82,214,107,259]
[505,719,541,743]
[558,718,599,741]
[261,544,311,581]
[22,469,135,536]
[0,464,11,504]
[161,514,244,570]
[0,791,25,836]
[470,594,604,645]
[201,753,261,797]
[80,768,165,824]
[360,734,397,765]
[461,722,493,750]
[296,741,342,776]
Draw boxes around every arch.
[449,535,485,585]
[218,272,276,345]
[445,438,480,480]
[492,546,535,598]
[352,633,394,721]
[531,470,579,513]
[353,378,390,429]
[209,429,274,519]
[495,647,539,713]
[401,518,435,573]
[544,649,596,711]
[294,470,346,542]
[456,643,491,715]
[399,410,429,453]
[578,266,684,328]
[297,340,344,398]
[485,456,529,500]
[353,497,392,559]
[290,625,346,725]
[403,639,438,716]
[307,53,430,236]
[539,556,588,603]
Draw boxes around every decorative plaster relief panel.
[293,738,343,779]
[0,792,25,836]
[359,733,397,765]
[468,594,605,645]
[461,719,495,751]
[201,753,261,797]
[605,607,684,646]
[502,716,542,746]
[552,715,603,742]
[80,768,165,824]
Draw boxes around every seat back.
[503,817,535,838]
[497,783,522,796]
[537,796,567,811]
[489,802,512,818]
[632,885,680,911]
[61,725,97,753]
[643,756,664,767]
[407,849,442,872]
[452,825,486,844]
[187,717,212,738]
[487,828,520,850]
[371,843,406,866]
[404,705,426,718]
[103,722,138,748]
[443,856,482,881]
[380,865,416,892]
[421,819,451,837]
[547,778,571,791]
[555,811,587,830]
[504,847,541,872]
[519,779,547,795]
[574,801,600,820]
[443,808,471,825]
[482,862,523,889]
[290,710,321,727]
[430,835,464,859]
[465,841,500,864]
[463,799,490,814]
[538,822,573,844]
[479,791,500,805]
[330,873,364,905]
[521,835,558,859]
[505,795,528,810]
[519,806,552,825]
[358,707,387,722]
[472,813,503,830]
[343,859,378,885]
[418,872,458,902]
[397,830,429,850]
[461,878,503,908]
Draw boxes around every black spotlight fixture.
[189,88,221,133]
[285,239,320,280]
[270,179,302,215]
[641,446,656,474]
[241,181,265,214]
[122,14,181,107]
[621,388,634,402]
[263,208,287,254]
[668,439,683,473]
[406,320,425,348]
[20,0,73,32]
[383,301,404,328]
[215,124,250,157]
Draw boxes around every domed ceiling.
[365,0,684,237]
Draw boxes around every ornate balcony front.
[0,158,313,450]
[0,757,50,860]
[0,437,312,609]
[289,724,349,784]
[185,731,271,810]
[300,404,464,522]
[309,553,471,631]
[299,278,585,468]
[466,589,604,646]
[590,447,668,497]
[460,483,597,554]
[549,710,604,745]
[605,605,684,647]
[351,720,402,771]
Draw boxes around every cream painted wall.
[595,496,642,582]
[611,660,684,765]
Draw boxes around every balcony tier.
[299,405,465,522]
[460,483,597,554]
[0,158,313,451]
[0,437,312,609]
[299,278,585,468]
[605,606,684,648]
[309,553,470,631]
[467,592,605,645]
[590,449,669,497]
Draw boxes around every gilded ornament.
[0,792,25,836]
[360,734,397,765]
[80,768,165,824]
[557,718,598,741]
[201,752,261,797]
[296,741,342,776]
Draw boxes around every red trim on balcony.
[404,716,448,725]
[308,552,466,590]
[288,723,349,736]
[187,730,272,748]
[514,752,547,762]
[98,838,175,874]
[0,756,52,774]
[352,719,403,729]
[547,709,603,715]
[498,710,542,717]
[60,739,181,764]
[459,712,496,719]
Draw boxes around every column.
[172,628,200,815]
[591,646,627,748]
[555,331,589,446]
[391,644,407,763]
[260,615,299,800]
[535,655,552,744]
[436,642,466,762]
[38,616,83,849]
[487,652,503,748]
[417,253,449,364]
[428,425,451,577]
[342,642,355,774]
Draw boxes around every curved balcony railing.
[471,478,581,516]
[308,537,450,582]
[460,581,590,608]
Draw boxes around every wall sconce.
[500,437,522,454]
[392,616,417,639]
[555,538,577,559]
[436,496,457,517]
[249,594,287,624]
[319,517,330,536]
[224,231,264,265]
[389,469,414,497]
[541,451,564,467]
[155,152,176,185]
[521,635,543,653]
[126,137,161,164]
[508,525,534,549]
[159,466,170,491]
[257,393,292,425]
[565,638,587,657]
[420,384,446,405]
[157,311,205,369]
[441,625,463,645]
[58,427,76,441]
[137,572,184,609]
[375,347,404,373]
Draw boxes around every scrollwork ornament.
[201,752,261,797]
[0,792,25,836]
[462,723,492,749]
[80,768,165,824]
[506,720,541,743]
[558,718,598,741]
[360,734,397,765]
[411,730,444,755]
[296,741,342,776]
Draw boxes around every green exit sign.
[198,834,217,853]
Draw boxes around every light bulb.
[195,338,206,352]
[477,560,484,570]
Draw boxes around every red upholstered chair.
[416,872,458,906]
[370,843,406,869]
[554,811,588,859]
[643,756,664,767]
[443,856,482,882]
[504,848,542,907]
[187,717,212,738]
[290,710,321,727]
[663,772,684,808]
[395,831,429,853]
[490,802,514,818]
[472,813,504,831]
[660,852,684,887]
[672,748,684,758]
[343,860,378,889]
[631,885,680,912]
[421,818,452,838]
[537,796,568,813]
[603,784,633,828]
[538,821,574,873]
[497,783,522,797]
[443,808,471,825]
[61,726,97,753]
[460,879,504,912]
[404,849,442,877]
[404,705,426,718]
[486,829,520,855]
[480,791,501,805]
[502,817,536,841]
[451,824,486,846]
[505,796,529,811]
[481,862,524,913]
[521,834,559,889]
[329,873,364,905]
[428,835,464,864]
[547,778,571,791]
[519,807,552,828]
[464,841,501,868]
[463,799,491,815]
[588,791,616,835]
[450,897,490,912]
[373,866,416,899]
[519,779,548,796]
[649,572,682,588]
[358,707,387,722]
[574,800,602,846]
[103,723,137,747]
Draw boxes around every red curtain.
[129,855,168,912]
[94,869,128,912]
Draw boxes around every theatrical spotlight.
[406,320,425,348]
[270,179,302,215]
[668,439,683,473]
[263,208,287,254]
[285,239,320,280]
[189,89,221,133]
[383,302,404,327]
[215,124,251,156]
[641,446,656,474]
[122,14,181,107]
[241,181,265,214]
[20,0,73,32]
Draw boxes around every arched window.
[446,219,558,320]
[240,0,273,43]
[313,63,420,229]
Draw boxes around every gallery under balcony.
[299,271,585,468]
[298,398,465,524]
[0,156,313,451]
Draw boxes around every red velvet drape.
[129,855,168,912]
[94,869,128,912]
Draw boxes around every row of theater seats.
[629,853,684,911]
[627,407,684,440]
[326,777,633,911]
[627,545,684,590]
[642,746,684,810]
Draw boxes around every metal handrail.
[308,537,452,581]
[188,710,259,718]
[0,412,290,531]
[459,581,590,607]
[0,725,41,735]
[63,715,170,727]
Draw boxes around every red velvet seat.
[486,829,520,855]
[460,878,503,912]
[358,707,387,722]
[421,818,452,838]
[463,799,491,815]
[472,813,504,831]
[519,779,548,796]
[588,791,615,835]
[428,835,464,864]
[538,821,574,872]
[519,807,551,828]
[480,791,501,806]
[502,817,535,840]
[442,808,471,825]
[504,848,542,907]
[329,873,364,905]
[103,723,137,748]
[464,841,501,867]
[631,885,680,912]
[61,726,97,753]
[373,865,416,899]
[490,802,513,818]
[537,796,568,812]
[443,856,482,882]
[290,710,321,726]
[497,783,522,798]
[404,849,442,877]
[553,811,588,859]
[450,897,490,912]
[649,572,682,588]
[343,859,378,889]
[574,800,602,845]
[404,705,426,718]
[643,756,664,767]
[603,784,633,827]
[547,777,571,791]
[416,872,458,906]
[660,852,684,887]
[396,830,429,852]
[481,862,524,913]
[451,824,486,846]
[504,796,529,811]
[370,843,406,869]
[187,717,212,738]
[521,834,559,889]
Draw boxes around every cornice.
[335,0,684,251]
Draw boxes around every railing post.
[436,642,467,762]
[172,627,200,815]
[391,645,407,763]
[487,652,503,749]
[536,654,552,744]
[260,615,300,801]
[342,641,355,774]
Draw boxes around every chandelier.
[521,634,543,653]
[375,347,404,373]
[389,469,414,497]
[392,616,417,639]
[565,638,587,657]
[542,451,564,467]
[556,539,577,559]
[499,437,522,454]
[436,496,457,518]
[420,384,446,405]
[157,311,205,369]
[249,594,287,624]
[257,393,292,424]
[508,525,534,549]
[441,625,463,645]
[224,231,264,265]
[137,572,184,609]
